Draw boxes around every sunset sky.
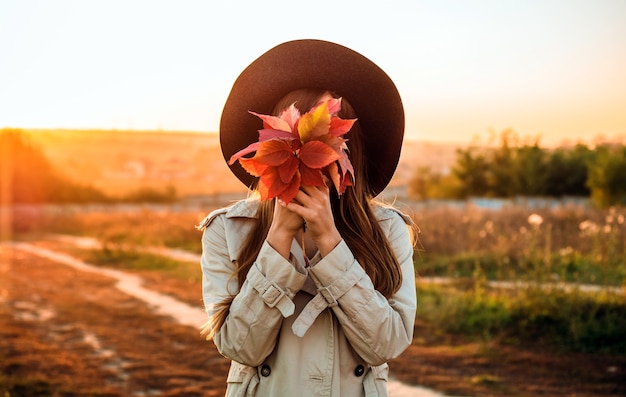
[1,0,625,145]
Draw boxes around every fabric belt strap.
[292,261,364,337]
[247,264,295,317]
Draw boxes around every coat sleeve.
[200,213,307,366]
[306,210,417,365]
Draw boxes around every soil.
[1,244,625,397]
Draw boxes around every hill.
[21,129,461,198]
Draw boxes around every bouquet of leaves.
[229,98,356,203]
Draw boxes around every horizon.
[2,0,625,146]
[14,126,625,146]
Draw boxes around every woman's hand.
[281,185,341,257]
[266,198,304,260]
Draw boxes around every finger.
[293,189,313,206]
[300,184,329,197]
[297,186,329,205]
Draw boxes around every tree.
[451,148,491,198]
[587,145,626,207]
[544,144,591,197]
[507,143,546,196]
[408,166,462,200]
[0,128,108,203]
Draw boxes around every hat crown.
[220,39,405,196]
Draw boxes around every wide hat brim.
[220,39,405,197]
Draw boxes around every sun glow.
[1,0,625,145]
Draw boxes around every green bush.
[417,283,626,354]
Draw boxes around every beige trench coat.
[199,199,416,397]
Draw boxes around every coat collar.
[224,198,260,219]
[199,197,413,231]
[223,198,412,224]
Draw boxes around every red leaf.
[239,157,269,177]
[338,172,353,194]
[233,99,356,202]
[324,153,354,195]
[249,111,291,132]
[326,97,342,115]
[258,129,299,142]
[254,140,294,166]
[278,104,301,132]
[278,172,301,204]
[316,134,346,153]
[257,177,271,200]
[337,151,354,180]
[299,141,340,169]
[261,167,289,199]
[300,163,325,187]
[278,155,299,184]
[229,142,261,165]
[329,117,356,136]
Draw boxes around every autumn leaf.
[229,142,261,165]
[279,105,301,132]
[300,163,326,187]
[249,111,291,132]
[229,98,356,203]
[278,172,301,203]
[299,141,341,169]
[252,140,294,166]
[258,129,298,142]
[329,117,356,136]
[278,155,299,184]
[239,157,269,177]
[297,101,331,142]
[326,97,342,115]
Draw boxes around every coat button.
[354,365,365,377]
[261,364,271,377]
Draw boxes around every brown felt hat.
[220,39,405,196]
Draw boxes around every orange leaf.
[329,117,356,136]
[325,162,341,193]
[236,98,356,202]
[229,142,261,165]
[253,140,294,166]
[300,163,325,187]
[299,141,340,169]
[316,134,346,153]
[260,167,290,199]
[278,172,301,204]
[257,177,271,200]
[239,157,269,177]
[278,155,299,184]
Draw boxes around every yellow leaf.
[297,101,330,143]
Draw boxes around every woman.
[199,39,417,397]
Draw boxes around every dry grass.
[0,246,230,396]
[3,200,626,395]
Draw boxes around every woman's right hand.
[266,198,304,260]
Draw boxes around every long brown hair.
[202,88,406,339]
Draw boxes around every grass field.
[4,199,626,396]
[11,198,626,353]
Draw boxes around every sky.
[1,0,625,145]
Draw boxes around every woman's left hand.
[280,184,342,257]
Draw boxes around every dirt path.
[0,244,442,397]
[2,241,625,396]
[1,244,230,396]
